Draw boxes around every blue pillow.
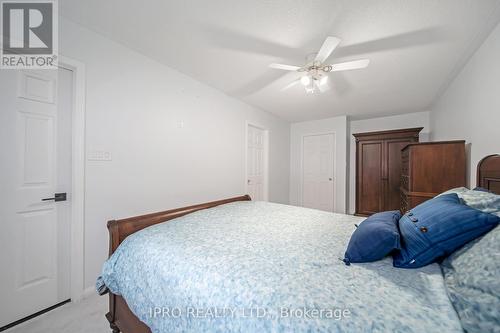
[344,210,401,264]
[393,193,499,268]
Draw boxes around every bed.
[101,155,500,333]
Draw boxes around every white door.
[0,67,72,328]
[247,125,267,201]
[302,133,335,212]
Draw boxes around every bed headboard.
[477,154,500,194]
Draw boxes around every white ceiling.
[60,0,500,122]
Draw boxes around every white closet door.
[0,68,72,327]
[302,133,335,212]
[247,125,267,201]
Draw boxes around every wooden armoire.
[354,127,423,216]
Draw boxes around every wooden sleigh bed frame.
[105,195,251,333]
[105,155,500,333]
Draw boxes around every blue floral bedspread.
[98,201,462,333]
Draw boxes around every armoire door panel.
[358,141,383,215]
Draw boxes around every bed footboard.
[105,195,251,333]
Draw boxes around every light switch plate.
[88,150,112,161]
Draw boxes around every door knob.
[42,193,67,202]
[329,178,333,181]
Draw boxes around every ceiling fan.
[269,36,370,94]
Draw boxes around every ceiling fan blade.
[330,59,370,72]
[315,36,341,63]
[281,79,300,91]
[269,63,301,71]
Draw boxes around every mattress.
[99,201,462,333]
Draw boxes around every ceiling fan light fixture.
[270,36,370,94]
[305,86,315,94]
[300,75,311,86]
[305,79,316,94]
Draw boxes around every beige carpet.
[4,294,109,333]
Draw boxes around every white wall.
[348,111,430,214]
[290,116,347,213]
[430,22,500,187]
[58,18,290,290]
